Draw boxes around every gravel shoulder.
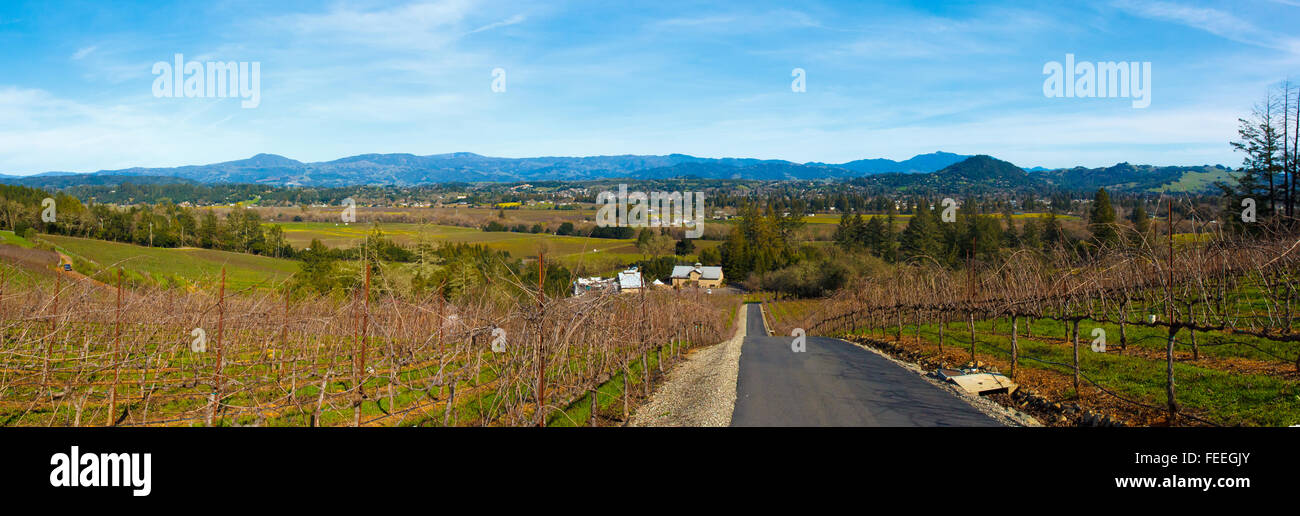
[629,304,747,427]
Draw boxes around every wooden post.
[107,269,122,426]
[967,239,976,362]
[588,386,598,427]
[212,267,225,426]
[535,252,547,427]
[443,383,456,427]
[281,288,290,400]
[1010,315,1018,379]
[937,317,944,353]
[1119,300,1129,353]
[895,305,903,341]
[621,364,629,423]
[967,312,976,362]
[914,308,921,341]
[1165,198,1178,424]
[51,267,59,333]
[1071,318,1080,396]
[642,352,650,398]
[353,265,370,427]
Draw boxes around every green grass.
[273,221,640,259]
[546,345,672,427]
[1152,168,1235,193]
[0,230,37,248]
[44,234,300,290]
[855,317,1300,426]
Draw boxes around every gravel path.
[629,304,746,427]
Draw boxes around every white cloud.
[1113,0,1300,54]
[276,0,475,51]
[651,9,821,32]
[0,87,263,173]
[468,13,525,34]
[71,45,97,60]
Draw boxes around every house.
[617,267,644,294]
[670,262,724,289]
[572,276,616,296]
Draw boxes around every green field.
[1153,168,1235,193]
[273,221,641,258]
[271,221,725,276]
[43,234,300,290]
[840,316,1299,426]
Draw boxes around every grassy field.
[272,220,721,277]
[1152,168,1235,193]
[273,221,641,257]
[43,234,300,290]
[765,292,1300,426]
[901,318,1299,426]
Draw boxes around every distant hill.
[7,151,976,187]
[812,151,970,174]
[854,155,1045,194]
[0,174,197,189]
[1032,163,1234,194]
[4,151,1230,193]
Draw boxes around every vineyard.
[769,216,1300,427]
[0,261,740,427]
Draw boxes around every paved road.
[731,304,999,427]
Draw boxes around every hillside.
[7,151,985,187]
[1033,163,1233,193]
[854,155,1045,194]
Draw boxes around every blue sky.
[1,0,1297,174]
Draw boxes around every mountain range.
[0,151,1233,193]
[2,151,972,187]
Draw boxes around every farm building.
[670,262,723,289]
[617,267,644,294]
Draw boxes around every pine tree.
[1001,211,1020,248]
[1088,188,1119,249]
[899,207,941,260]
[1129,203,1150,244]
[1042,211,1065,250]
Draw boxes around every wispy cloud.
[650,9,821,32]
[468,13,525,34]
[275,0,475,51]
[1113,0,1300,54]
[71,45,97,60]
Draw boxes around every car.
[706,288,712,294]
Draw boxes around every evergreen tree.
[862,216,885,257]
[899,206,941,260]
[1088,188,1119,249]
[1001,211,1020,248]
[879,209,899,262]
[1042,212,1065,250]
[1020,218,1043,250]
[1130,203,1151,245]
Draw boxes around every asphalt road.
[731,304,1000,427]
